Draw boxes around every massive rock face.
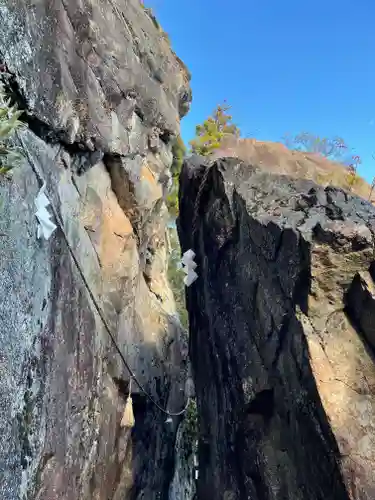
[0,1,192,499]
[0,0,191,150]
[178,155,375,500]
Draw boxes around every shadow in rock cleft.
[178,155,375,500]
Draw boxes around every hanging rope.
[16,131,189,417]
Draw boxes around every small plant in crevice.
[346,155,361,192]
[180,398,198,461]
[166,142,189,326]
[167,225,188,329]
[17,386,33,470]
[0,82,25,175]
[167,135,186,217]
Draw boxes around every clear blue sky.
[148,0,375,182]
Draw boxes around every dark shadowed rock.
[345,271,375,350]
[178,155,375,500]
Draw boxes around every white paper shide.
[181,249,198,287]
[34,182,57,240]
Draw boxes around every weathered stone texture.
[0,0,192,499]
[178,156,375,500]
[0,0,191,152]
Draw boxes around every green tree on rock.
[189,102,240,156]
[171,135,186,178]
[167,135,186,217]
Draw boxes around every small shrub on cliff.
[346,155,362,192]
[180,398,198,461]
[167,135,186,217]
[0,83,25,175]
[189,103,240,156]
[167,226,188,328]
[171,135,186,178]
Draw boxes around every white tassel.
[120,378,135,428]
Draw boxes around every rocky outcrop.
[178,155,375,500]
[211,136,374,201]
[0,1,192,499]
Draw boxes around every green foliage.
[315,172,336,187]
[166,186,179,217]
[180,398,198,461]
[0,83,25,175]
[189,103,240,156]
[346,171,360,191]
[171,135,186,178]
[345,155,362,191]
[167,135,186,217]
[167,226,188,329]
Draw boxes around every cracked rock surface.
[0,0,190,152]
[0,1,192,499]
[178,156,375,500]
